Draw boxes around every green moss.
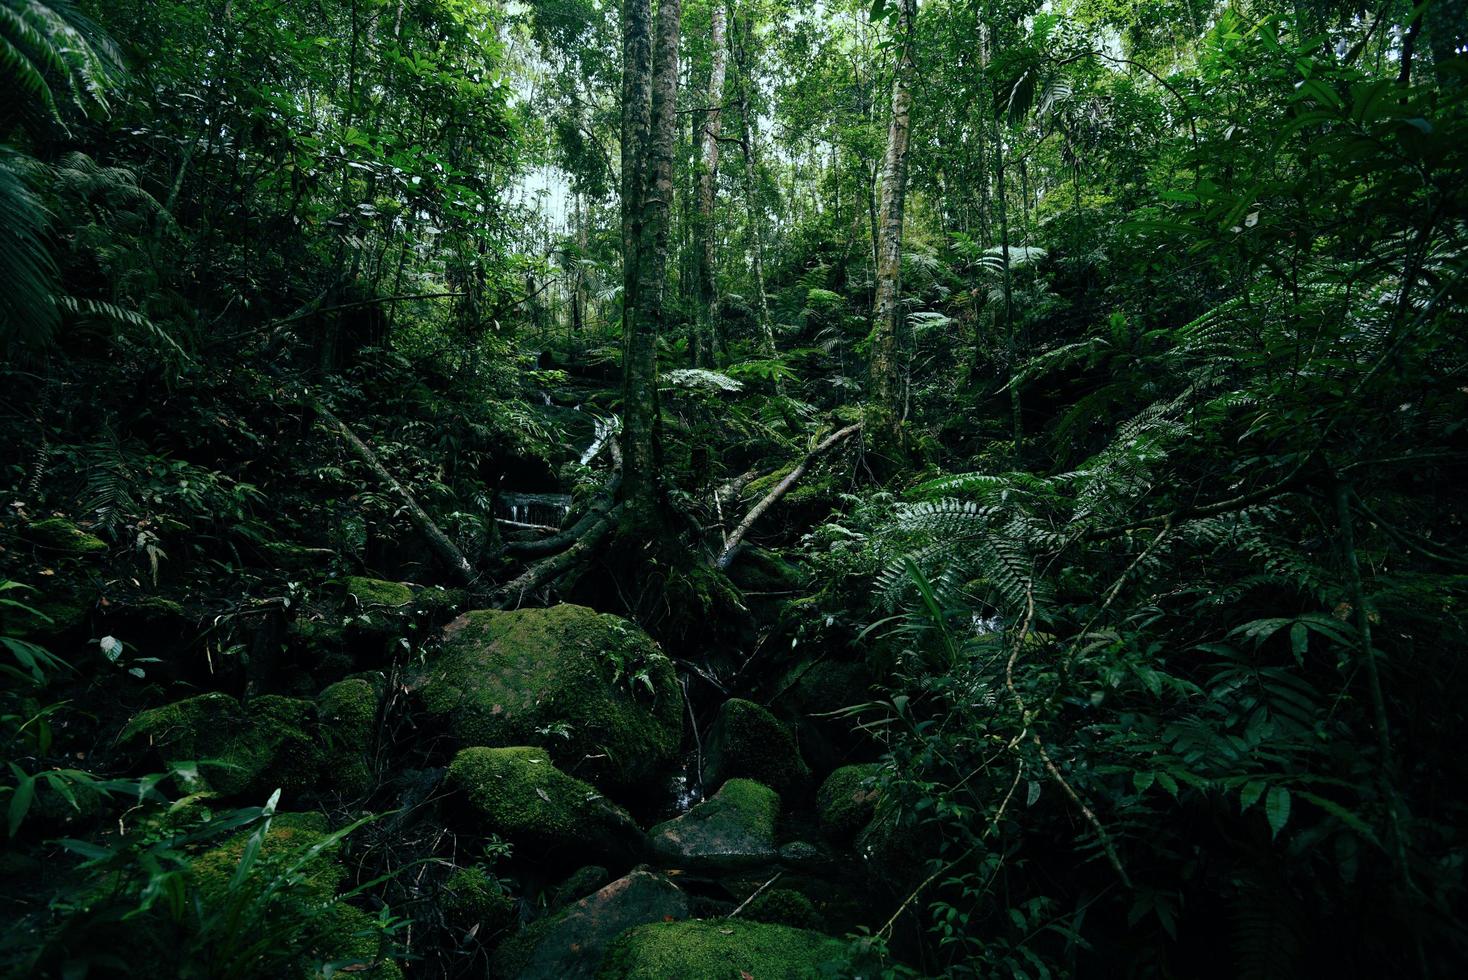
[445,746,639,854]
[598,919,847,979]
[343,577,414,608]
[120,692,322,797]
[317,678,379,797]
[442,867,516,934]
[23,517,107,555]
[316,903,404,980]
[816,764,880,843]
[744,889,824,931]
[410,605,682,789]
[704,699,810,793]
[261,541,333,572]
[549,864,610,909]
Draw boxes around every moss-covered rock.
[119,692,323,797]
[856,804,932,889]
[703,699,810,794]
[342,577,414,608]
[445,746,644,861]
[816,764,880,844]
[317,678,379,797]
[598,919,847,979]
[408,605,682,789]
[549,865,611,910]
[22,517,107,555]
[744,888,824,931]
[491,870,688,980]
[442,866,517,936]
[648,778,779,872]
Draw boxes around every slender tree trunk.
[867,0,918,461]
[621,0,681,526]
[734,11,775,357]
[692,3,729,366]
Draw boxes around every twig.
[727,872,783,919]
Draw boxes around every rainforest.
[1,0,1465,977]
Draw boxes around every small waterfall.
[494,492,572,529]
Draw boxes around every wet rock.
[599,919,847,979]
[548,865,610,910]
[491,869,688,980]
[777,840,826,869]
[649,778,779,872]
[703,698,810,794]
[408,605,682,789]
[445,746,644,863]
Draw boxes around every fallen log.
[714,423,861,570]
[504,479,622,559]
[310,396,479,586]
[491,504,623,608]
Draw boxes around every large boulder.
[599,919,847,979]
[408,605,682,789]
[445,746,644,863]
[491,870,688,980]
[703,698,810,794]
[119,692,322,797]
[649,778,779,872]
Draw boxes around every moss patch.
[343,577,414,608]
[598,919,847,979]
[409,605,682,789]
[23,517,107,555]
[816,764,880,844]
[445,746,642,859]
[704,699,810,794]
[442,867,517,935]
[744,888,824,931]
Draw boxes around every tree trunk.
[693,3,729,366]
[621,0,681,526]
[734,10,775,357]
[866,0,917,462]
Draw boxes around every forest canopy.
[1,0,1465,977]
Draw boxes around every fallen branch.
[714,423,861,569]
[309,396,478,586]
[490,504,623,608]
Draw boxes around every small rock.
[599,919,847,979]
[22,517,107,555]
[816,763,881,843]
[649,778,779,872]
[703,698,810,794]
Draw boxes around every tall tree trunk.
[734,9,775,357]
[867,0,917,462]
[692,3,729,366]
[621,0,681,525]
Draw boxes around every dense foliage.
[2,0,1464,978]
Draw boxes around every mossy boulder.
[598,919,847,979]
[442,866,517,937]
[816,764,881,844]
[119,692,323,798]
[491,870,688,980]
[703,699,810,794]
[191,814,400,979]
[317,678,380,797]
[744,888,824,931]
[649,778,779,872]
[22,517,107,555]
[445,746,644,862]
[408,605,682,789]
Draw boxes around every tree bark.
[734,9,776,357]
[866,0,918,461]
[693,3,729,366]
[621,0,682,526]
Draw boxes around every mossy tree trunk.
[620,0,681,529]
[693,2,729,367]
